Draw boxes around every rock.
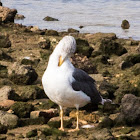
[40,50,52,60]
[0,124,7,134]
[47,116,73,128]
[76,38,93,57]
[120,127,135,134]
[30,26,39,32]
[125,54,140,66]
[68,28,79,33]
[10,102,33,118]
[14,14,25,20]
[0,34,11,48]
[0,110,18,129]
[121,20,130,29]
[26,129,37,138]
[121,94,140,125]
[0,6,17,23]
[43,16,59,21]
[92,128,114,140]
[115,94,140,126]
[30,109,58,120]
[89,74,104,82]
[0,86,20,101]
[38,39,50,49]
[72,54,98,74]
[132,64,140,75]
[0,50,12,61]
[85,32,117,44]
[41,127,66,137]
[45,30,59,36]
[79,25,84,29]
[18,86,47,101]
[119,61,132,70]
[0,100,15,111]
[18,117,46,127]
[8,63,38,85]
[98,116,114,128]
[21,57,40,66]
[0,135,6,140]
[99,81,118,99]
[98,38,127,56]
[0,64,7,78]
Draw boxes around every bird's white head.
[55,36,76,66]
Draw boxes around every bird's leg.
[76,109,80,130]
[59,106,64,131]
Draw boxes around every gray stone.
[0,110,18,129]
[8,63,38,85]
[0,6,17,23]
[0,86,20,101]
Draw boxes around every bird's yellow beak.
[58,56,64,66]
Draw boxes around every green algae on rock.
[10,102,33,118]
[26,129,37,138]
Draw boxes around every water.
[1,0,140,40]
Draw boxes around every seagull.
[42,36,107,131]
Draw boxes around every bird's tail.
[100,98,112,105]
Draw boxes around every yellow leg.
[59,106,64,131]
[76,109,80,130]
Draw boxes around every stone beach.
[0,3,140,140]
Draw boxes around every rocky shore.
[0,4,140,140]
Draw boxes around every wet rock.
[10,102,33,118]
[0,2,2,6]
[18,117,46,126]
[0,110,18,129]
[0,100,15,111]
[18,86,47,101]
[47,116,73,128]
[14,14,25,20]
[0,50,12,61]
[41,127,66,137]
[8,63,38,85]
[45,30,59,36]
[43,16,58,21]
[0,64,7,78]
[119,61,132,70]
[0,34,11,48]
[38,39,50,49]
[99,81,118,99]
[0,124,7,134]
[26,129,37,138]
[115,94,140,125]
[72,54,98,74]
[0,6,17,23]
[98,116,113,128]
[132,64,140,75]
[85,32,117,44]
[0,86,20,101]
[68,28,79,33]
[79,25,84,29]
[125,53,140,66]
[120,127,135,134]
[76,38,93,57]
[98,38,127,56]
[30,109,58,121]
[21,57,40,66]
[121,20,130,29]
[92,128,114,140]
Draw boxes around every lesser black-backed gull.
[42,36,106,131]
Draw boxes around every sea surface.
[2,0,140,40]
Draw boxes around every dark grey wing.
[72,68,102,104]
